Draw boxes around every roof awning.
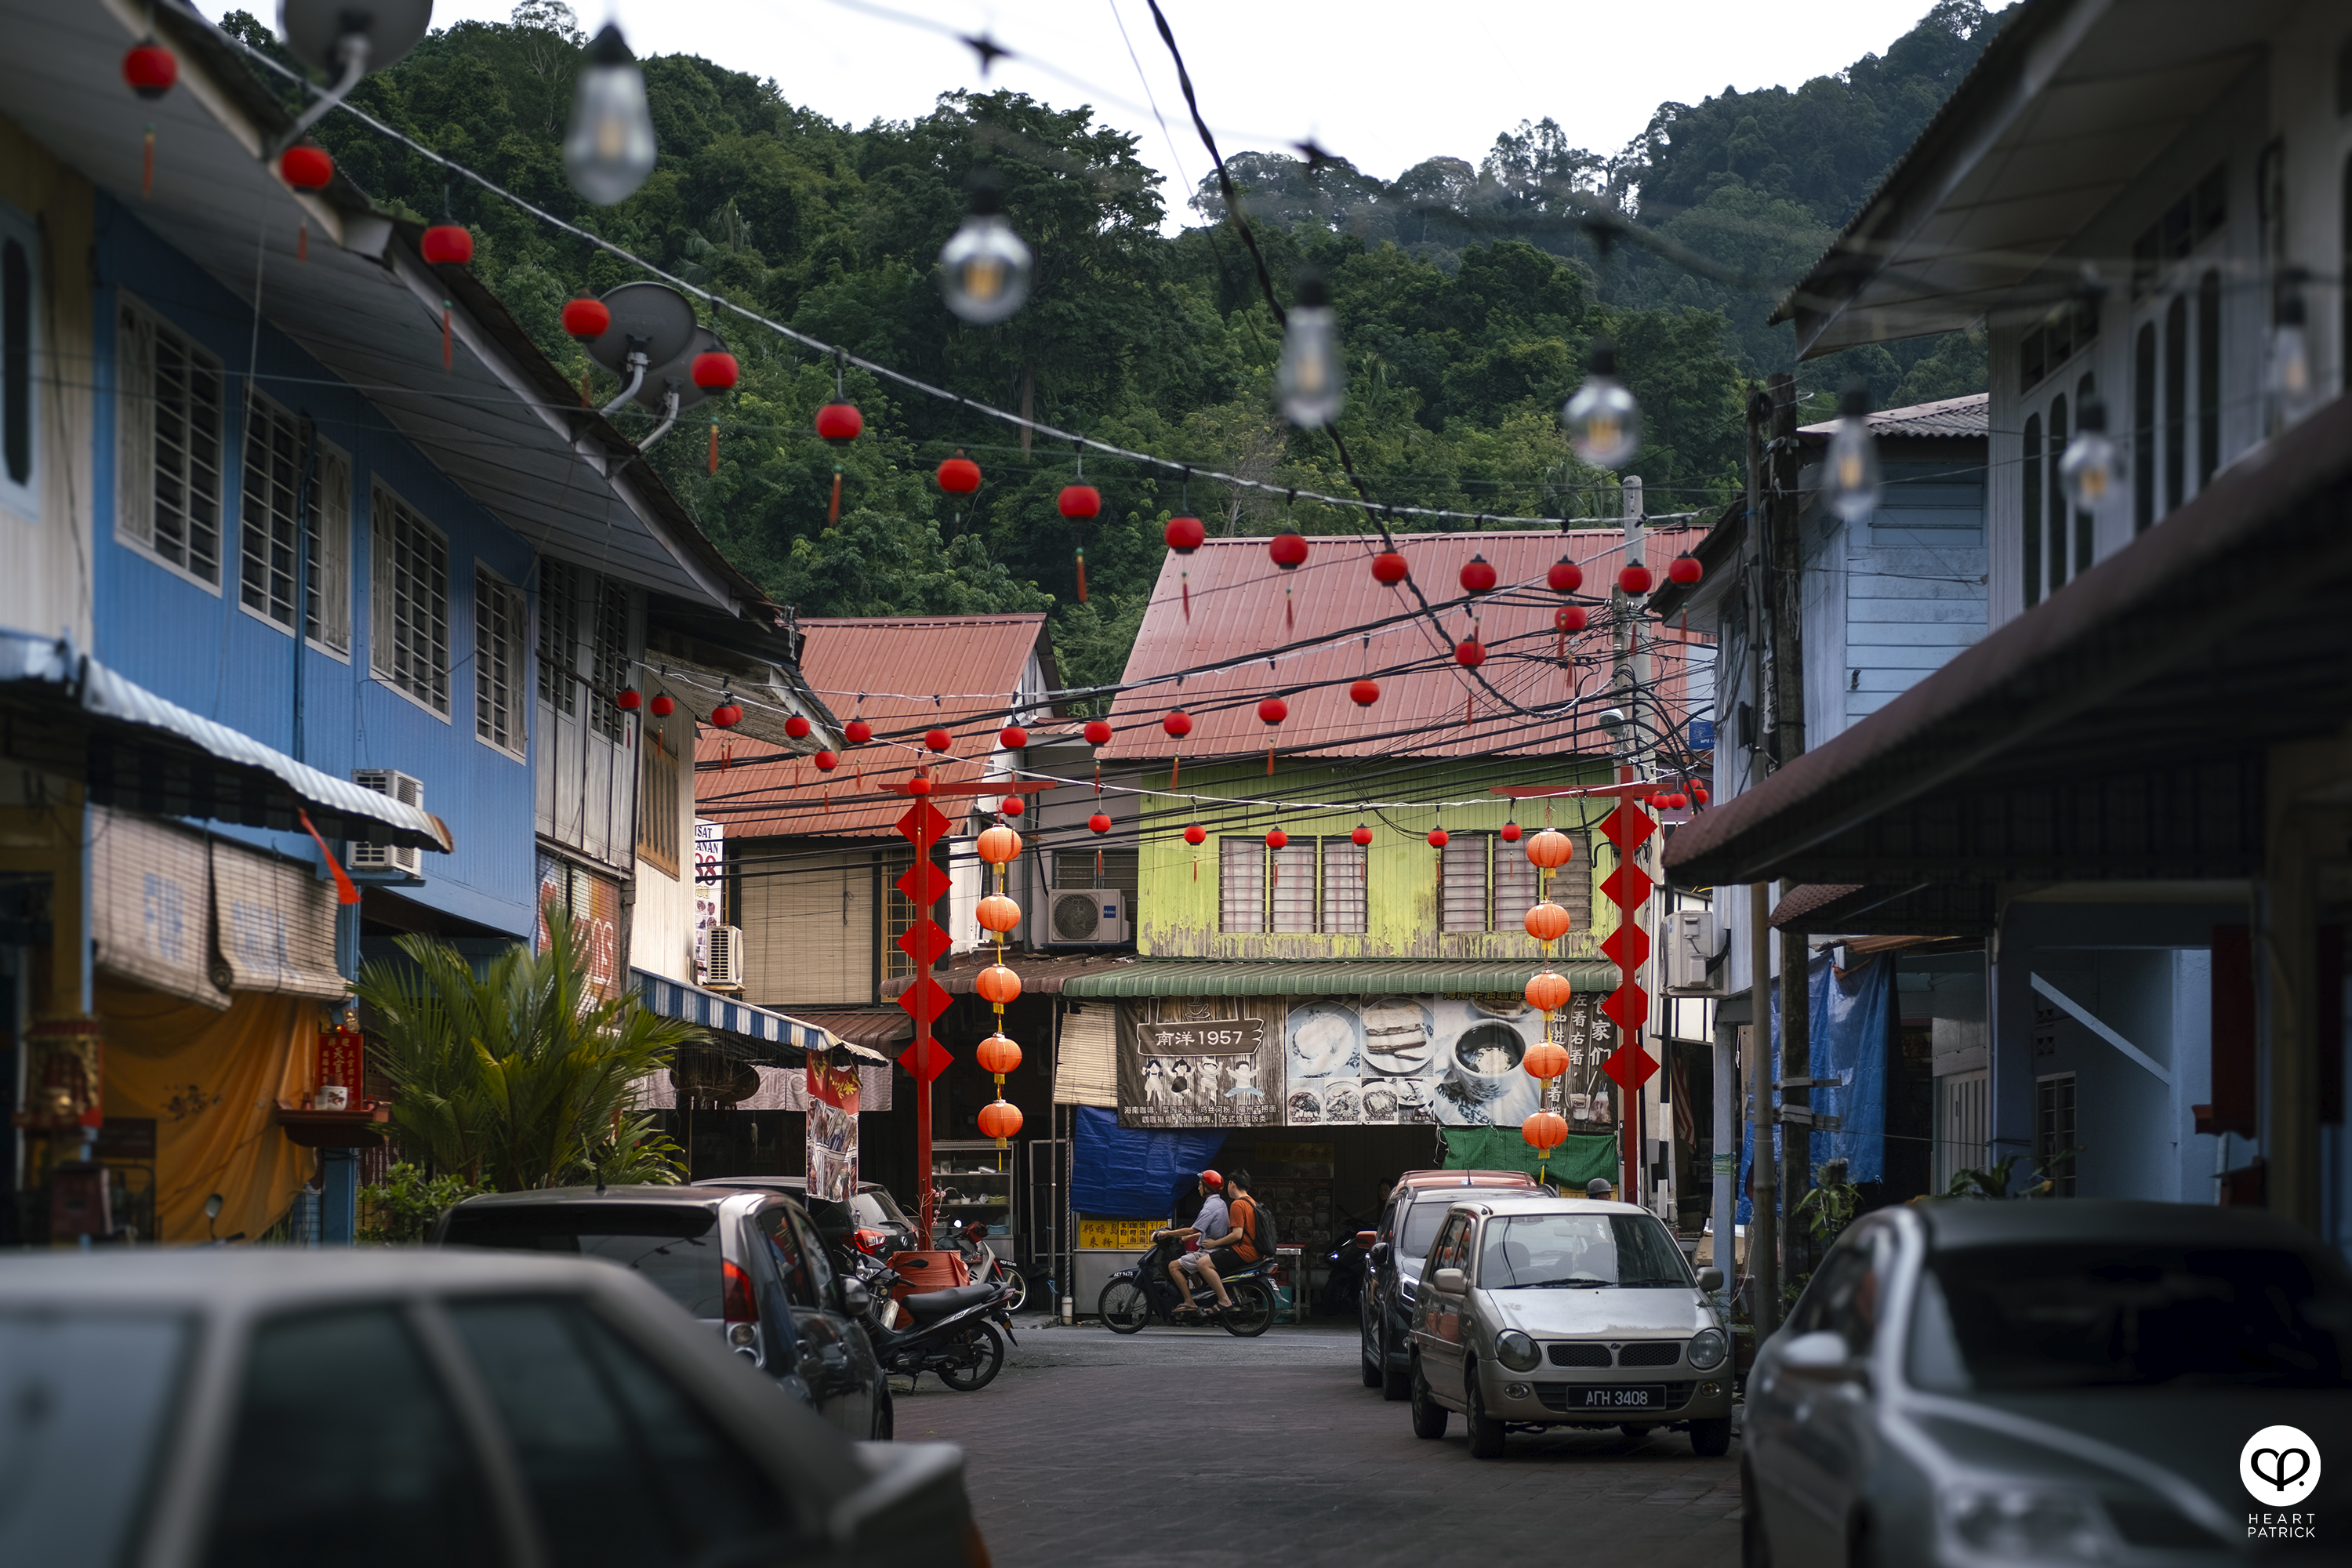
[1,630,449,851]
[633,971,888,1065]
[1058,959,1622,1000]
[775,1008,913,1050]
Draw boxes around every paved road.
[895,1316,1743,1567]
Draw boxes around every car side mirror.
[1370,1241,1390,1265]
[838,1278,871,1316]
[1778,1328,1866,1383]
[1431,1267,1467,1295]
[1356,1229,1377,1249]
[1697,1267,1725,1293]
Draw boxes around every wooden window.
[1270,840,1317,932]
[590,575,630,742]
[2132,323,2157,535]
[2045,395,2069,594]
[2163,296,2187,514]
[368,484,449,717]
[116,296,224,583]
[2022,414,2042,608]
[1,210,34,513]
[474,564,526,757]
[2197,269,2222,492]
[1218,839,1265,933]
[1440,837,1488,932]
[1320,839,1367,933]
[2036,1073,2078,1197]
[536,558,579,716]
[636,719,681,875]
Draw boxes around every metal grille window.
[369,485,448,717]
[307,446,351,654]
[474,564,526,756]
[2036,1073,2078,1197]
[1440,837,1489,932]
[116,297,224,583]
[637,720,681,874]
[1549,831,1594,935]
[238,392,305,630]
[1270,842,1318,932]
[1494,837,1539,929]
[1053,848,1138,897]
[1320,839,1367,933]
[536,558,579,715]
[590,576,630,742]
[1218,839,1265,933]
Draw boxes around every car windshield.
[1908,1242,2352,1392]
[441,1205,725,1318]
[1399,1198,1468,1263]
[1479,1212,1692,1289]
[853,1189,912,1232]
[0,1311,188,1562]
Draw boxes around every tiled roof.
[1798,392,1987,441]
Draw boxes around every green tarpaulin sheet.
[1441,1128,1619,1191]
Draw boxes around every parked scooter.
[947,1217,1028,1312]
[1097,1229,1276,1337]
[851,1254,1016,1391]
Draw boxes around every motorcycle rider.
[1198,1167,1263,1280]
[1165,1169,1232,1319]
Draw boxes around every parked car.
[0,1250,982,1568]
[1360,1169,1539,1399]
[433,1185,891,1439]
[1743,1200,2352,1567]
[694,1175,919,1262]
[1405,1193,1733,1458]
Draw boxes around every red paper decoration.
[1370,550,1409,586]
[1058,485,1101,519]
[1618,564,1653,595]
[1352,825,1374,846]
[1083,720,1112,746]
[1183,824,1207,846]
[976,825,1023,864]
[1000,725,1029,750]
[977,1099,1024,1140]
[1523,1038,1570,1079]
[1548,557,1584,593]
[815,750,838,771]
[123,42,177,98]
[1522,1109,1569,1154]
[422,224,474,266]
[691,349,740,392]
[785,715,812,739]
[844,719,873,745]
[1524,902,1571,942]
[1269,532,1308,569]
[925,728,953,753]
[1455,639,1486,669]
[1668,554,1703,585]
[1162,711,1192,739]
[1000,796,1025,815]
[1555,606,1589,633]
[1459,554,1497,594]
[616,688,642,710]
[1524,971,1573,1014]
[816,403,862,442]
[1349,680,1381,706]
[937,453,982,493]
[975,1033,1023,1075]
[1258,697,1288,726]
[1266,829,1289,850]
[975,965,1022,1006]
[1501,822,1523,842]
[1526,827,1574,869]
[710,702,742,728]
[976,895,1022,933]
[649,694,674,717]
[1163,516,1205,553]
[561,297,612,339]
[1428,828,1450,848]
[1088,813,1112,834]
[908,775,933,796]
[280,144,333,191]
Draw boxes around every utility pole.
[1764,372,1813,1289]
[1742,387,1778,1338]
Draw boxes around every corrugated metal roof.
[1058,958,1621,999]
[696,615,1050,837]
[1799,393,1988,441]
[1098,530,1707,764]
[881,951,1141,997]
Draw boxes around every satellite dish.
[278,0,435,77]
[637,326,721,414]
[583,282,698,376]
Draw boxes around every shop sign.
[806,1057,859,1201]
[1119,1012,1277,1128]
[692,819,724,985]
[535,853,623,1000]
[1078,1217,1167,1249]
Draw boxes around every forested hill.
[220,2,2008,698]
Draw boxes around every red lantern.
[1163,516,1205,553]
[1266,829,1289,850]
[908,775,933,796]
[1183,824,1207,846]
[977,1098,1024,1141]
[1548,557,1584,594]
[1000,725,1029,750]
[280,144,333,191]
[1349,680,1380,706]
[1258,697,1288,726]
[1522,1109,1569,1154]
[1087,813,1112,834]
[1670,792,1690,810]
[123,42,177,98]
[1162,711,1192,740]
[1501,822,1523,842]
[1692,782,1710,804]
[649,694,674,717]
[1459,555,1497,594]
[1526,828,1574,869]
[1000,796,1025,816]
[1618,564,1653,595]
[1370,550,1408,586]
[925,728,953,753]
[1668,554,1703,586]
[975,1033,1023,1076]
[1058,484,1101,519]
[1523,1038,1570,1080]
[977,825,1023,865]
[1352,825,1373,847]
[816,403,862,442]
[710,702,742,728]
[562,297,611,339]
[616,688,642,710]
[691,349,740,392]
[422,224,474,266]
[1428,828,1450,848]
[975,964,1022,1007]
[1269,532,1308,570]
[1525,902,1571,942]
[1555,606,1588,633]
[784,715,811,739]
[1524,971,1573,1014]
[844,719,872,745]
[1455,639,1486,669]
[814,750,838,771]
[1084,720,1113,746]
[976,895,1022,934]
[937,453,982,493]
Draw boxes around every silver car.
[1406,1193,1735,1458]
[1743,1200,2352,1567]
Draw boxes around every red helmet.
[1198,1169,1223,1189]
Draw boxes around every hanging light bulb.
[1277,270,1344,428]
[564,24,657,206]
[939,170,1033,325]
[2058,397,2119,512]
[1824,379,1882,521]
[1563,336,1640,468]
[2270,268,2315,426]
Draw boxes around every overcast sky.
[207,0,1943,222]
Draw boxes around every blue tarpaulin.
[1738,952,1890,1223]
[1070,1106,1227,1216]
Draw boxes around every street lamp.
[564,24,658,206]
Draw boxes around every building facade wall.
[0,111,94,648]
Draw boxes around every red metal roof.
[1098,530,1709,763]
[696,615,1051,838]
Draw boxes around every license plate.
[1576,1385,1663,1408]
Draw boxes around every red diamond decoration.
[898,1029,954,1083]
[895,858,949,908]
[1601,1041,1658,1091]
[1600,860,1654,911]
[895,799,950,848]
[895,919,951,967]
[1600,980,1649,1033]
[1600,800,1657,854]
[896,975,952,1028]
[1600,922,1650,971]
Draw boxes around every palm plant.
[355,908,700,1190]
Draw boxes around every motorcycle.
[1096,1230,1276,1338]
[851,1254,1016,1392]
[1315,1207,1378,1317]
[947,1217,1028,1313]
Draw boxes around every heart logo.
[2253,1448,2311,1495]
[2241,1425,2323,1508]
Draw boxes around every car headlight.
[1686,1328,1727,1370]
[1945,1488,2106,1561]
[1495,1330,1541,1372]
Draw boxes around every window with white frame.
[474,564,526,756]
[1,203,38,517]
[238,391,347,652]
[115,296,225,583]
[370,483,449,716]
[1219,839,1265,933]
[1440,836,1490,932]
[1270,840,1318,932]
[537,557,579,716]
[1321,838,1367,933]
[1221,836,1370,934]
[590,575,630,742]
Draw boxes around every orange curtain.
[99,983,318,1243]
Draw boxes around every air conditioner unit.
[705,924,745,989]
[1663,909,1722,996]
[1046,886,1131,946]
[349,769,425,877]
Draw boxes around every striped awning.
[632,971,888,1064]
[1058,960,1621,1000]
